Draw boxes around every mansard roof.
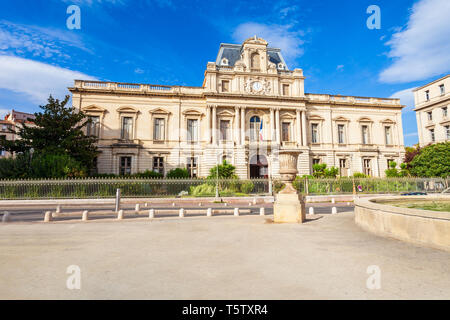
[215,43,288,70]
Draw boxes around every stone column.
[240,106,246,145]
[275,108,281,144]
[212,105,217,145]
[270,108,275,141]
[296,109,301,146]
[235,106,240,145]
[301,110,307,146]
[206,105,211,144]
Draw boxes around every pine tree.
[0,95,98,170]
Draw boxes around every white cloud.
[0,55,96,104]
[134,68,144,74]
[390,87,416,112]
[0,20,91,59]
[232,22,305,64]
[404,132,418,137]
[379,0,450,83]
[336,65,344,71]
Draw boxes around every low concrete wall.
[355,195,450,252]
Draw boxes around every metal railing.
[0,178,271,200]
[298,177,450,195]
[0,177,448,200]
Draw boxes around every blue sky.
[0,0,449,146]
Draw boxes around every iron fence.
[299,177,449,195]
[0,178,270,200]
[0,177,448,200]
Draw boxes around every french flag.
[259,121,263,141]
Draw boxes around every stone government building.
[70,37,405,178]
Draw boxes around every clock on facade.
[252,81,262,92]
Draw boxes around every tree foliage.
[312,163,339,178]
[167,168,190,179]
[208,160,237,179]
[409,142,450,177]
[0,95,98,170]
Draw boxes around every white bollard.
[56,205,61,214]
[149,209,155,219]
[332,207,337,215]
[144,202,148,207]
[179,208,185,218]
[253,197,257,205]
[248,202,252,206]
[207,208,212,217]
[234,208,240,216]
[135,204,140,213]
[117,210,124,220]
[309,207,314,215]
[44,211,52,222]
[199,203,202,207]
[172,202,176,207]
[259,207,265,216]
[224,203,228,207]
[2,211,10,223]
[331,198,335,204]
[347,202,350,206]
[82,210,89,221]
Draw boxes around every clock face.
[252,81,262,92]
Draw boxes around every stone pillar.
[235,106,240,145]
[273,151,305,223]
[270,108,275,141]
[296,109,301,146]
[275,108,281,144]
[240,106,246,145]
[206,105,211,144]
[301,110,307,146]
[212,105,217,145]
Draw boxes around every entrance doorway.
[249,154,268,178]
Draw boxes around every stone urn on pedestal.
[273,151,306,223]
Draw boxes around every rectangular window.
[443,107,448,118]
[220,120,230,141]
[385,126,392,145]
[222,80,230,92]
[153,118,165,141]
[427,111,433,121]
[119,156,132,175]
[186,157,198,178]
[446,126,450,139]
[363,159,372,176]
[153,157,164,175]
[361,125,369,144]
[337,124,345,144]
[440,84,445,95]
[87,116,100,137]
[387,159,395,169]
[339,159,348,177]
[187,119,198,142]
[312,158,321,166]
[121,117,133,140]
[282,122,291,142]
[282,84,289,96]
[430,129,435,142]
[311,123,319,143]
[425,90,430,101]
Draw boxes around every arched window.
[251,53,260,70]
[250,116,262,141]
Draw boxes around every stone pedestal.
[274,193,306,223]
[273,150,305,223]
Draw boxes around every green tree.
[409,142,450,177]
[208,160,237,179]
[385,161,400,177]
[312,163,338,178]
[0,95,98,170]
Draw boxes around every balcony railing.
[306,94,401,106]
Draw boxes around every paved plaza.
[0,210,449,299]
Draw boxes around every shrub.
[353,172,367,178]
[240,181,254,194]
[167,168,190,179]
[189,183,215,197]
[208,160,236,179]
[134,170,163,179]
[30,153,87,178]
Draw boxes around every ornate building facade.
[414,74,449,147]
[70,37,405,178]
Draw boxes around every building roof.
[413,74,450,92]
[215,43,288,70]
[5,110,35,123]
